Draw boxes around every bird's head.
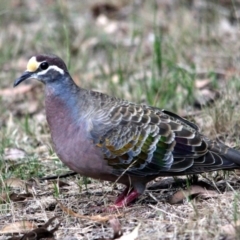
[14,54,69,87]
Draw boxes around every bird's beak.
[13,71,33,87]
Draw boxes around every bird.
[14,54,240,208]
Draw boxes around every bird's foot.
[114,187,130,205]
[109,187,140,209]
[88,188,140,213]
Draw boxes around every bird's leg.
[114,187,130,205]
[113,188,140,208]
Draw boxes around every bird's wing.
[89,93,226,177]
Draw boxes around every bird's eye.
[40,62,49,70]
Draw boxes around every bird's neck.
[44,77,91,155]
[44,76,86,125]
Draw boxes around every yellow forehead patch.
[26,56,40,72]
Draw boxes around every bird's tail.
[159,139,240,176]
[207,139,240,168]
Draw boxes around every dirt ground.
[1,0,240,239]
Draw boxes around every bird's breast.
[45,93,112,178]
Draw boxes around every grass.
[1,0,240,239]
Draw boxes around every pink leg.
[114,187,130,205]
[112,188,140,208]
[93,187,141,212]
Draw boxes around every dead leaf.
[110,218,123,239]
[98,218,123,240]
[0,192,33,203]
[0,85,33,96]
[235,169,240,177]
[200,88,218,100]
[96,15,118,34]
[0,221,37,234]
[15,100,39,115]
[57,200,122,222]
[195,79,211,89]
[7,217,60,240]
[0,192,8,203]
[91,3,120,19]
[194,113,214,136]
[9,192,33,202]
[98,218,140,240]
[222,220,240,240]
[194,88,220,107]
[117,223,140,240]
[169,185,219,204]
[3,148,26,161]
[4,178,27,189]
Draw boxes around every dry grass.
[1,0,240,239]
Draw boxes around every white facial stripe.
[37,65,64,75]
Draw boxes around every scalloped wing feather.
[89,91,239,177]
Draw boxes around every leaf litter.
[1,0,240,239]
